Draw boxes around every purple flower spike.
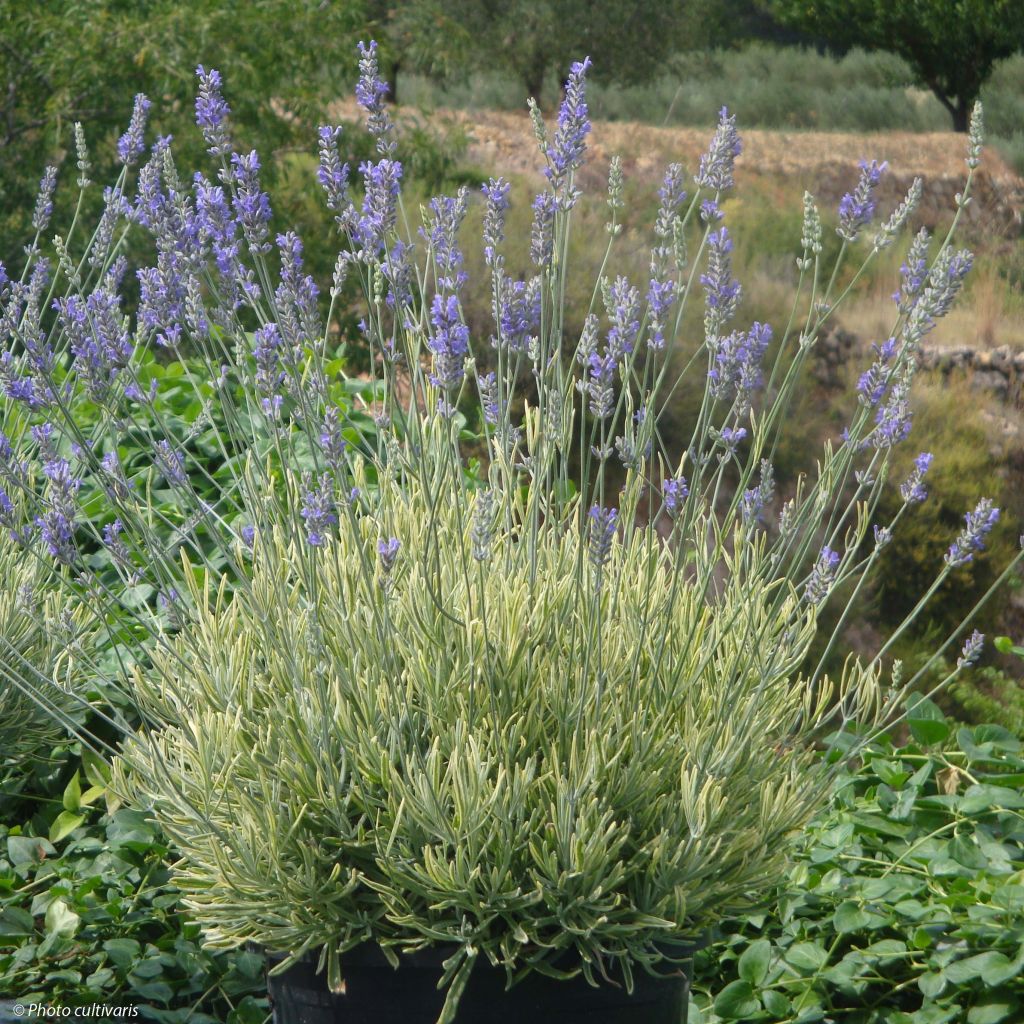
[900,452,933,505]
[663,477,689,518]
[695,107,742,192]
[837,159,887,242]
[36,457,81,565]
[118,94,151,166]
[356,41,395,155]
[317,125,351,218]
[701,227,741,339]
[958,630,984,669]
[482,178,512,267]
[32,167,58,233]
[231,151,272,254]
[195,66,231,156]
[545,57,592,207]
[946,498,1000,568]
[377,536,401,575]
[805,546,840,605]
[588,504,618,574]
[300,473,338,547]
[428,293,470,392]
[355,159,402,255]
[872,380,912,449]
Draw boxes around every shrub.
[2,42,1020,1024]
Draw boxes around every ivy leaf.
[49,811,85,844]
[918,971,946,998]
[713,979,761,1020]
[102,938,141,967]
[738,938,772,986]
[833,901,872,933]
[786,942,830,973]
[62,771,81,813]
[7,835,55,865]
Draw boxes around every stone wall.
[814,326,1024,404]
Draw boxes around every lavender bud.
[482,178,512,267]
[957,629,984,669]
[471,489,495,562]
[607,156,624,214]
[945,498,1000,568]
[800,192,822,256]
[155,441,187,487]
[356,40,395,156]
[118,94,151,166]
[588,505,618,576]
[300,473,337,547]
[195,65,231,156]
[530,191,557,268]
[74,123,91,188]
[967,103,984,170]
[695,107,741,192]
[317,125,351,216]
[873,177,921,251]
[899,452,933,505]
[894,228,931,313]
[32,167,58,233]
[837,159,887,243]
[805,546,840,605]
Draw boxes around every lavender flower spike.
[36,457,81,565]
[837,159,887,242]
[695,107,741,192]
[663,476,689,518]
[356,41,396,156]
[900,452,933,505]
[958,630,984,669]
[300,473,338,547]
[946,498,1000,568]
[377,537,401,575]
[482,178,511,267]
[118,94,152,166]
[317,125,351,217]
[195,66,231,156]
[32,166,58,233]
[701,227,741,339]
[545,57,592,207]
[804,546,840,605]
[588,505,618,574]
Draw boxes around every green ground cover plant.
[690,702,1024,1024]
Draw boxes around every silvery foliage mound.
[0,43,1019,1023]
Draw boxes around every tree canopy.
[768,0,1024,130]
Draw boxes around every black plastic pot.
[268,943,694,1024]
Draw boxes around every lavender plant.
[1,45,1020,1023]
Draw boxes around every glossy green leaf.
[713,979,761,1020]
[738,938,772,986]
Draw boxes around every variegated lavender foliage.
[1,43,1020,1024]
